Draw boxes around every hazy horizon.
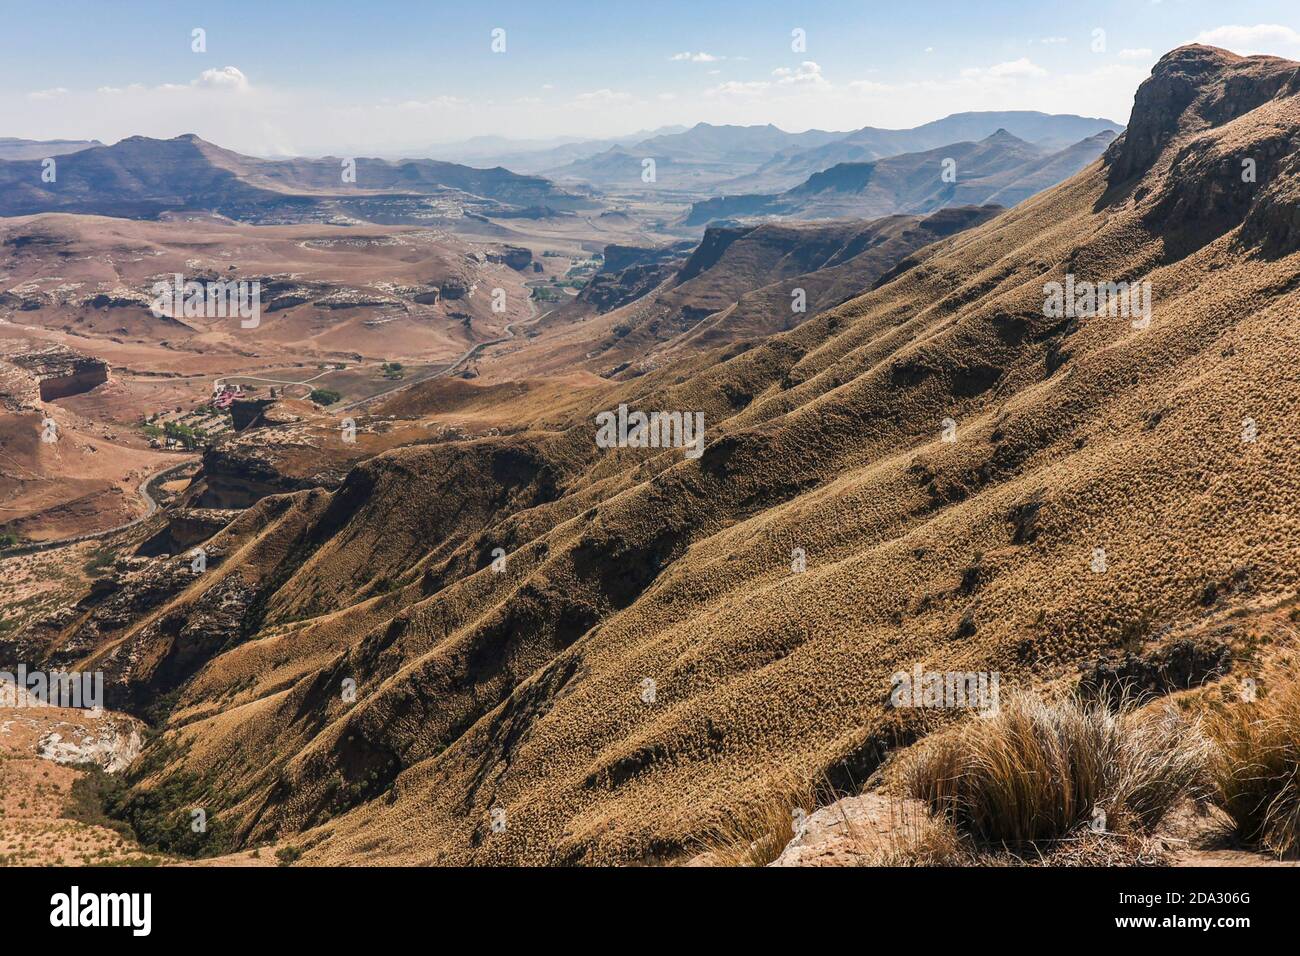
[3,1,1298,156]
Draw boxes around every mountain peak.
[981,128,1022,144]
[1109,43,1299,182]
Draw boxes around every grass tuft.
[901,692,1210,847]
[1207,673,1300,858]
[696,773,820,867]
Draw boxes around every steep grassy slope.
[13,45,1300,865]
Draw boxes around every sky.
[2,0,1299,157]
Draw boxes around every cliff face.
[1106,46,1299,183]
[485,245,534,271]
[578,241,697,313]
[1104,45,1300,257]
[583,206,1001,375]
[2,344,109,401]
[579,261,681,313]
[600,241,696,274]
[191,439,347,509]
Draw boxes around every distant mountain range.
[0,137,104,161]
[685,128,1118,225]
[424,127,689,174]
[540,111,1123,196]
[0,111,1123,227]
[543,123,852,194]
[0,134,591,223]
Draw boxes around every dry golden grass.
[696,773,821,867]
[1207,672,1300,858]
[863,809,971,866]
[901,693,1211,847]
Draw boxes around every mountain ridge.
[548,112,1124,195]
[0,134,588,222]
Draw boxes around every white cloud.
[27,88,68,101]
[1194,24,1300,56]
[1118,48,1154,59]
[194,66,250,92]
[962,57,1048,79]
[772,61,828,86]
[671,51,722,62]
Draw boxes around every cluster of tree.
[142,420,207,450]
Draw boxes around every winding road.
[1,457,199,557]
[340,297,553,412]
[2,298,554,557]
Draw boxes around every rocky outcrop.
[1108,46,1299,183]
[3,343,109,401]
[486,245,533,271]
[579,261,679,313]
[192,443,341,509]
[137,507,235,557]
[230,398,276,432]
[1078,636,1233,704]
[769,793,929,866]
[166,508,235,549]
[439,277,470,300]
[1101,46,1300,259]
[37,714,145,773]
[578,241,696,313]
[84,288,151,310]
[600,241,696,275]
[4,558,197,673]
[0,360,41,411]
